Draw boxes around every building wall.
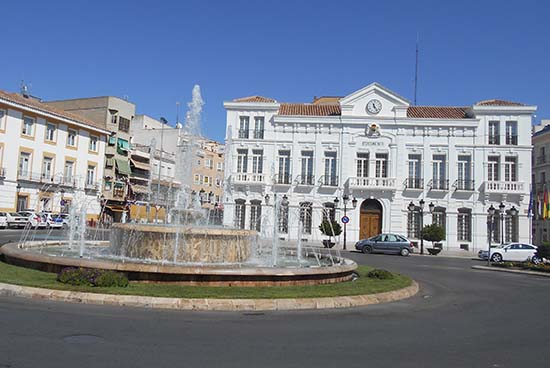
[532,119,550,244]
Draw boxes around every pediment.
[340,82,410,117]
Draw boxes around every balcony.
[349,177,396,189]
[232,173,265,184]
[274,173,292,185]
[453,179,476,191]
[237,129,249,139]
[428,179,449,191]
[404,178,424,190]
[253,130,264,139]
[488,135,500,145]
[17,171,55,184]
[483,181,525,194]
[318,175,338,187]
[295,174,315,186]
[505,135,518,145]
[85,181,99,191]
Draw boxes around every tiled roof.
[279,103,341,116]
[233,95,276,103]
[476,99,525,106]
[0,90,107,131]
[407,106,469,119]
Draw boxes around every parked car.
[0,212,7,229]
[6,212,29,228]
[355,233,413,256]
[42,213,64,229]
[18,211,47,229]
[58,213,70,228]
[488,243,539,263]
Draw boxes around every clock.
[366,99,382,114]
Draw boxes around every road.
[1,232,549,368]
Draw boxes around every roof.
[476,99,525,106]
[407,106,469,119]
[0,90,107,132]
[233,96,276,103]
[278,103,341,116]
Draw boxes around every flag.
[543,189,548,220]
[536,193,541,220]
[528,185,534,218]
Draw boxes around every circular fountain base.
[0,241,358,286]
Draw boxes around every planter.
[427,248,441,256]
[322,240,335,248]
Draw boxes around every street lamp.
[408,199,427,255]
[487,204,496,266]
[334,194,358,250]
[499,202,506,244]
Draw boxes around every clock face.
[366,99,382,114]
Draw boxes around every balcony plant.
[319,219,342,248]
[421,224,445,255]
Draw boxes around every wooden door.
[360,213,381,240]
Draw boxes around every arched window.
[249,200,262,232]
[299,202,313,234]
[457,208,472,241]
[234,199,246,229]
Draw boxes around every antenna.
[414,34,419,106]
[20,80,29,97]
[176,101,180,124]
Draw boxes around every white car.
[18,211,47,229]
[6,212,29,228]
[42,213,64,229]
[489,243,539,263]
[0,212,7,229]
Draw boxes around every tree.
[319,219,342,238]
[421,224,445,247]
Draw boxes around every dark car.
[355,233,412,256]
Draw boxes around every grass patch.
[0,261,411,299]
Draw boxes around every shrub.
[536,245,550,260]
[318,219,342,237]
[421,224,445,243]
[367,269,394,280]
[57,268,128,287]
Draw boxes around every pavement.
[1,232,550,368]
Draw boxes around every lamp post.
[487,204,495,266]
[334,194,358,250]
[499,202,505,245]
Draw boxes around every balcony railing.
[429,179,449,191]
[349,177,396,189]
[505,135,518,145]
[17,171,55,183]
[295,174,315,186]
[85,181,99,191]
[484,181,525,194]
[404,178,424,190]
[319,175,338,187]
[253,130,264,139]
[238,129,249,139]
[453,179,475,191]
[232,173,264,184]
[274,173,292,185]
[488,135,500,145]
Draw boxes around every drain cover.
[63,334,104,344]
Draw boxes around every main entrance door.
[359,199,382,240]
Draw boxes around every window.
[432,207,446,233]
[216,176,222,187]
[408,154,422,188]
[504,157,517,182]
[457,208,472,241]
[457,155,472,190]
[204,176,210,185]
[64,160,74,182]
[488,121,500,145]
[197,159,201,166]
[86,165,96,186]
[104,181,112,191]
[301,151,314,185]
[18,152,31,180]
[322,202,336,222]
[278,201,289,234]
[46,123,56,141]
[407,206,421,239]
[251,150,263,179]
[67,129,77,147]
[432,154,447,190]
[299,202,313,234]
[253,117,264,139]
[0,109,6,130]
[22,116,34,136]
[488,156,500,181]
[324,151,337,186]
[505,210,519,243]
[194,174,200,185]
[111,114,118,125]
[250,200,262,232]
[375,153,388,178]
[118,117,130,133]
[238,116,249,138]
[234,199,246,229]
[89,136,98,152]
[42,157,53,180]
[487,211,501,244]
[278,150,291,184]
[505,121,518,145]
[217,162,223,171]
[205,159,213,169]
[237,149,248,173]
[356,153,369,178]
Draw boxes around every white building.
[223,83,536,253]
[0,89,109,219]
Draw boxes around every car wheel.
[531,256,542,265]
[362,245,372,254]
[400,248,410,257]
[491,253,503,263]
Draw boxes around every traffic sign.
[341,215,350,224]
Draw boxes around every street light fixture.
[499,202,506,244]
[334,194,358,250]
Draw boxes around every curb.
[471,265,550,278]
[0,281,419,312]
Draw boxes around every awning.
[105,204,126,212]
[115,158,132,176]
[108,136,117,145]
[117,138,130,151]
[130,159,150,171]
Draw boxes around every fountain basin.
[0,241,358,286]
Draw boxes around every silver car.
[355,233,413,256]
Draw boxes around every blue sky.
[1,0,548,142]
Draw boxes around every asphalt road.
[1,233,549,368]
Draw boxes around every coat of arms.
[366,123,380,137]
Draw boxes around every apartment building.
[0,89,108,217]
[532,119,550,244]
